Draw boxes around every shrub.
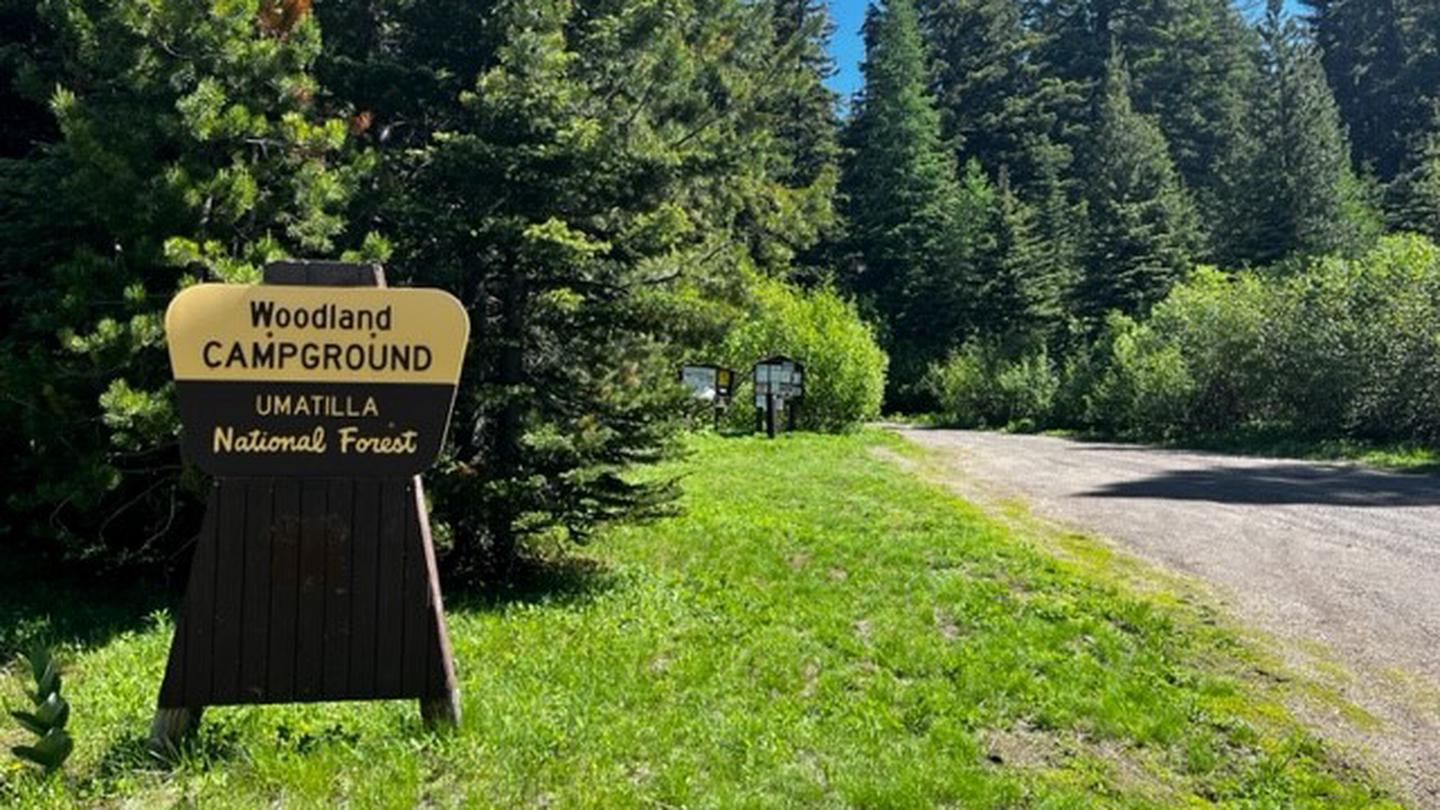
[994,352,1060,431]
[923,344,990,427]
[1239,234,1440,441]
[1145,267,1269,433]
[1066,234,1440,443]
[1086,314,1196,438]
[721,279,888,433]
[924,341,1058,430]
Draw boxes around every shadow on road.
[1082,464,1440,507]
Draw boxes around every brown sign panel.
[165,284,469,477]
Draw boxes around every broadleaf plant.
[8,647,73,773]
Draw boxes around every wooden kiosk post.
[150,261,465,750]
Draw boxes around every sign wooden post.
[150,261,467,750]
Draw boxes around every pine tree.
[1031,139,1087,342]
[1077,52,1199,321]
[921,0,1049,191]
[1302,0,1435,183]
[842,0,969,396]
[1390,113,1440,239]
[0,0,57,159]
[948,158,998,338]
[991,168,1064,346]
[1029,0,1256,261]
[1238,0,1378,264]
[770,0,841,189]
[755,0,842,278]
[324,0,824,577]
[0,0,367,563]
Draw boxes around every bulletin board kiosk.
[752,356,805,438]
[680,363,736,426]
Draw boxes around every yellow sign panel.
[166,284,469,385]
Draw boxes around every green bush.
[1269,234,1440,440]
[1144,268,1269,433]
[721,279,888,433]
[924,342,1058,430]
[1065,234,1440,443]
[1086,314,1197,438]
[923,344,990,427]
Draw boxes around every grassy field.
[1,432,1399,807]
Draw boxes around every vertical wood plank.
[348,479,381,698]
[210,481,247,703]
[182,486,221,707]
[267,479,302,700]
[240,480,274,701]
[322,479,355,697]
[374,479,407,697]
[295,478,329,699]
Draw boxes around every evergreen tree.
[1390,112,1440,239]
[1238,0,1378,264]
[990,168,1064,346]
[949,158,998,337]
[324,0,825,577]
[1077,52,1199,321]
[943,160,1060,348]
[770,0,841,189]
[1302,0,1437,183]
[921,0,1050,191]
[756,0,842,278]
[0,0,367,563]
[0,0,57,159]
[1029,0,1255,260]
[1030,139,1088,342]
[842,0,969,396]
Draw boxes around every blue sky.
[824,1,1303,102]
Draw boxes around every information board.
[753,357,804,400]
[681,364,735,402]
[752,356,805,437]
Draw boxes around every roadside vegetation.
[924,234,1440,468]
[1,434,1399,807]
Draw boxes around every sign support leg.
[411,477,461,729]
[148,706,202,754]
[766,394,776,438]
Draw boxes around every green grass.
[1,432,1399,807]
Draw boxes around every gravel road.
[893,427,1440,806]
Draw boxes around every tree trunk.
[486,269,526,578]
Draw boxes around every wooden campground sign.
[151,262,467,750]
[166,284,467,477]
